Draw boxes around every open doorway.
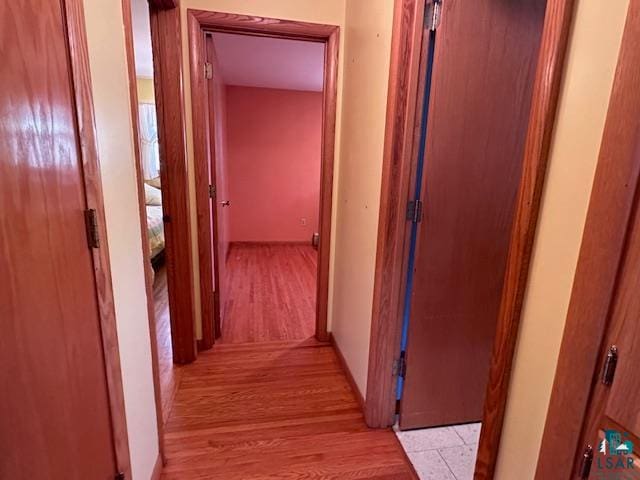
[128,0,179,426]
[188,11,338,349]
[203,32,324,344]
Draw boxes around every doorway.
[366,0,573,478]
[188,10,338,348]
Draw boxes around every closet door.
[0,1,118,478]
[399,0,546,429]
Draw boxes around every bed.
[147,205,165,260]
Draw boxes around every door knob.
[220,200,230,207]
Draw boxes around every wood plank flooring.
[161,340,416,479]
[153,265,183,424]
[221,244,317,344]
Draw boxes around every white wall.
[330,0,394,397]
[494,0,630,477]
[83,1,160,478]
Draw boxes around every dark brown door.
[399,0,546,429]
[0,1,118,478]
[205,34,229,337]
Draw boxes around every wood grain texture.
[150,0,197,364]
[122,0,165,460]
[188,11,216,351]
[316,25,339,343]
[365,0,426,429]
[189,10,338,39]
[572,194,640,479]
[221,244,317,344]
[0,0,130,476]
[186,9,338,343]
[153,266,185,424]
[535,1,640,477]
[474,0,576,478]
[205,33,230,342]
[400,0,546,431]
[161,341,417,479]
[64,0,133,475]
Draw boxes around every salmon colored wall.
[225,86,322,243]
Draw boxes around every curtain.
[138,103,160,180]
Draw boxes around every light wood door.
[0,1,118,478]
[399,0,546,429]
[205,34,229,337]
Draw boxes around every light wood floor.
[221,244,317,344]
[153,266,183,424]
[153,246,415,478]
[161,340,416,479]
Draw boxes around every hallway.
[160,340,416,479]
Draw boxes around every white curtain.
[138,103,160,180]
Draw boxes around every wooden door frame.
[121,0,166,466]
[64,0,132,476]
[186,9,339,345]
[536,0,639,477]
[365,0,575,478]
[148,0,197,364]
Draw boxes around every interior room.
[209,32,324,344]
[6,0,638,479]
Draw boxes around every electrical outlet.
[300,218,307,226]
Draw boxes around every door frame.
[63,0,132,475]
[121,0,166,463]
[536,0,639,477]
[365,0,575,477]
[187,9,340,345]
[148,0,198,364]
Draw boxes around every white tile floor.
[396,423,481,480]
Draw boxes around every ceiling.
[131,4,324,92]
[132,0,153,78]
[210,33,325,92]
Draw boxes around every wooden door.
[205,34,229,337]
[0,1,118,478]
[535,1,640,477]
[399,0,546,429]
[579,188,640,479]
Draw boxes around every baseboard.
[329,333,365,411]
[229,241,312,247]
[150,454,163,480]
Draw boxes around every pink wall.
[225,86,322,242]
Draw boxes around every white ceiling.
[132,0,154,78]
[211,33,325,92]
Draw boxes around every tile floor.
[396,423,481,480]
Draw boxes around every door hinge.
[425,0,442,31]
[209,184,216,199]
[601,345,618,386]
[406,200,423,223]
[393,351,407,378]
[84,208,100,249]
[579,445,593,479]
[114,473,125,480]
[204,61,213,80]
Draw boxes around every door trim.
[536,1,639,477]
[148,0,197,363]
[186,9,339,344]
[365,0,574,478]
[64,0,132,475]
[121,0,165,462]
